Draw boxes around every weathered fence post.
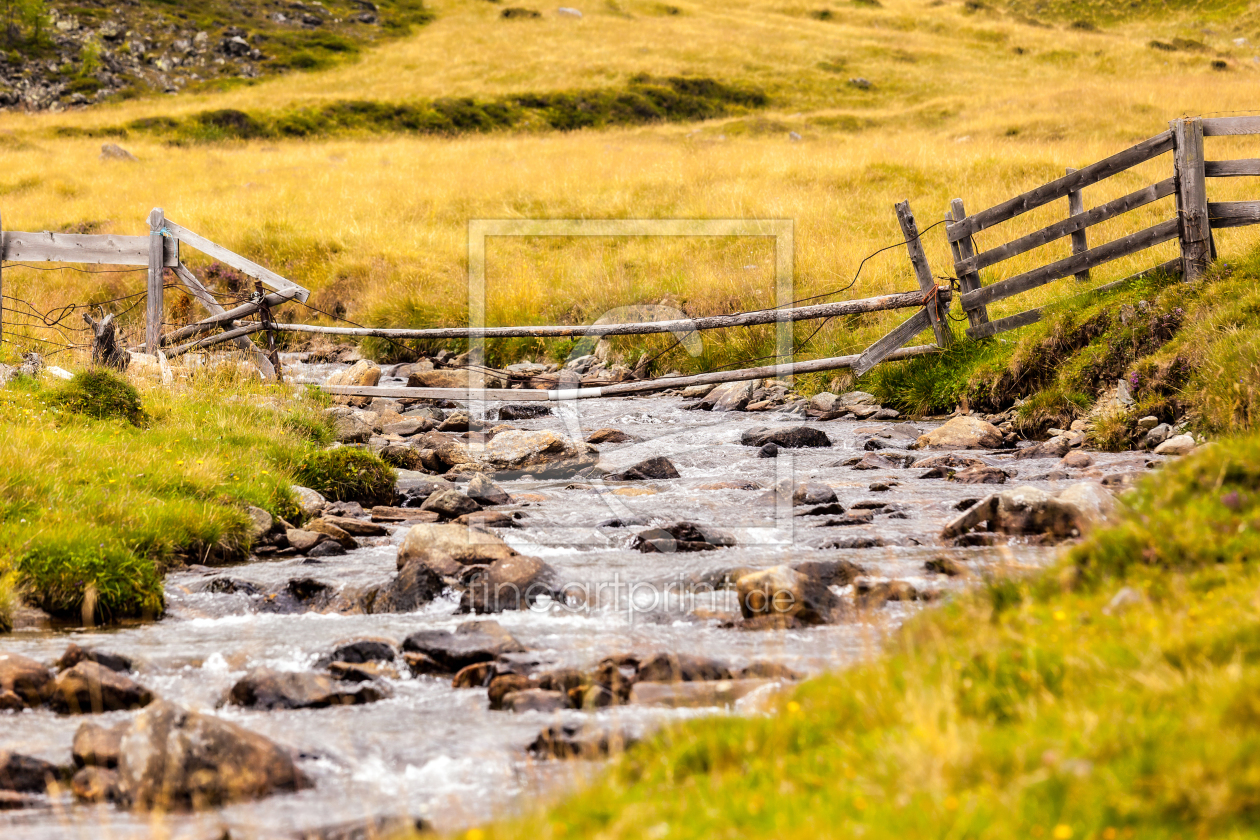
[948,199,991,331]
[146,207,165,354]
[0,210,4,350]
[1066,167,1090,282]
[895,201,953,347]
[1171,118,1213,280]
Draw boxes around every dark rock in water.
[226,668,387,710]
[528,723,638,759]
[821,535,886,549]
[466,473,511,506]
[497,404,552,421]
[200,577,264,596]
[795,502,847,517]
[420,488,481,520]
[503,688,568,713]
[818,509,874,526]
[631,522,735,553]
[73,721,125,768]
[869,482,894,492]
[487,673,538,709]
[686,567,754,592]
[942,485,1106,543]
[323,501,367,518]
[597,515,649,528]
[741,426,832,449]
[955,498,980,511]
[911,452,986,470]
[318,639,397,667]
[371,559,447,614]
[792,559,865,586]
[0,752,60,792]
[926,556,967,576]
[455,510,520,529]
[853,452,915,470]
[401,621,527,672]
[776,480,837,506]
[1013,436,1072,460]
[0,653,53,709]
[327,661,396,683]
[50,662,153,715]
[396,478,455,508]
[736,565,843,625]
[757,443,779,458]
[118,700,311,810]
[739,662,803,680]
[451,661,503,689]
[863,436,911,451]
[587,428,633,444]
[460,554,563,613]
[57,644,132,674]
[71,766,126,804]
[917,466,955,480]
[856,580,922,608]
[0,790,43,809]
[635,653,732,683]
[306,540,347,558]
[605,456,680,481]
[950,465,1008,485]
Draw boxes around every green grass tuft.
[286,447,397,506]
[45,369,145,425]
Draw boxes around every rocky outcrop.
[735,565,842,625]
[226,668,388,710]
[118,701,311,811]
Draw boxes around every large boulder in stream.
[50,661,154,715]
[941,483,1117,543]
[371,558,448,614]
[913,416,1003,450]
[118,700,311,811]
[0,653,52,710]
[396,523,519,577]
[402,621,527,673]
[480,429,599,477]
[741,426,832,449]
[460,554,564,613]
[736,565,843,626]
[226,668,388,710]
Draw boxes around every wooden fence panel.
[1,232,177,266]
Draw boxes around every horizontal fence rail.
[1,232,178,266]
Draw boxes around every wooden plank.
[323,344,942,402]
[0,231,178,266]
[166,322,268,359]
[147,290,295,350]
[966,308,1042,340]
[958,178,1176,275]
[1172,118,1212,279]
[146,208,165,354]
[259,290,939,340]
[1207,200,1260,229]
[960,218,1181,310]
[947,131,1174,242]
[172,262,277,379]
[1204,159,1260,178]
[164,219,311,303]
[1066,168,1090,283]
[894,201,952,347]
[949,198,990,328]
[852,309,932,377]
[1202,116,1260,137]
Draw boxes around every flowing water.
[0,363,1154,839]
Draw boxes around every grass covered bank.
[465,433,1260,840]
[0,361,390,631]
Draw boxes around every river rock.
[528,723,637,759]
[703,380,756,411]
[941,485,1101,543]
[775,480,837,506]
[383,418,431,437]
[73,721,126,768]
[70,765,125,804]
[1143,423,1173,449]
[480,429,598,477]
[587,428,633,444]
[497,404,551,420]
[1154,434,1196,456]
[396,522,518,576]
[118,700,311,811]
[291,486,327,518]
[56,643,132,674]
[741,426,832,449]
[420,488,480,520]
[1056,481,1119,528]
[245,506,274,540]
[1060,451,1095,468]
[628,679,775,708]
[1013,436,1072,460]
[913,416,1003,450]
[950,465,1008,484]
[635,653,732,683]
[503,688,567,713]
[321,515,389,537]
[50,662,154,714]
[320,639,397,666]
[227,668,387,710]
[467,473,511,506]
[856,580,921,608]
[371,558,448,613]
[631,522,735,553]
[605,456,680,481]
[460,554,562,612]
[401,621,526,672]
[324,406,373,443]
[736,565,842,625]
[911,453,986,470]
[791,558,864,587]
[407,369,504,389]
[852,452,915,470]
[397,476,455,506]
[0,752,59,792]
[304,518,358,550]
[286,528,326,553]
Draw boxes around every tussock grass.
[462,433,1260,840]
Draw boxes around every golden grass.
[1,0,1259,370]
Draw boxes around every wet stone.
[950,465,1008,484]
[741,426,832,449]
[528,724,638,760]
[226,668,388,710]
[50,662,154,715]
[605,456,681,481]
[853,452,915,470]
[401,621,527,672]
[496,404,551,421]
[0,752,60,792]
[757,443,779,458]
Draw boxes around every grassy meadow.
[1,0,1259,375]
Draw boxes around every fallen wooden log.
[127,290,297,352]
[165,323,269,359]
[322,344,939,402]
[266,290,943,341]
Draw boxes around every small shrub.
[289,448,397,506]
[47,369,145,425]
[17,541,164,622]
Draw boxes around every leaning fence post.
[1066,168,1090,283]
[894,201,953,347]
[146,207,165,354]
[948,198,991,331]
[1171,117,1212,280]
